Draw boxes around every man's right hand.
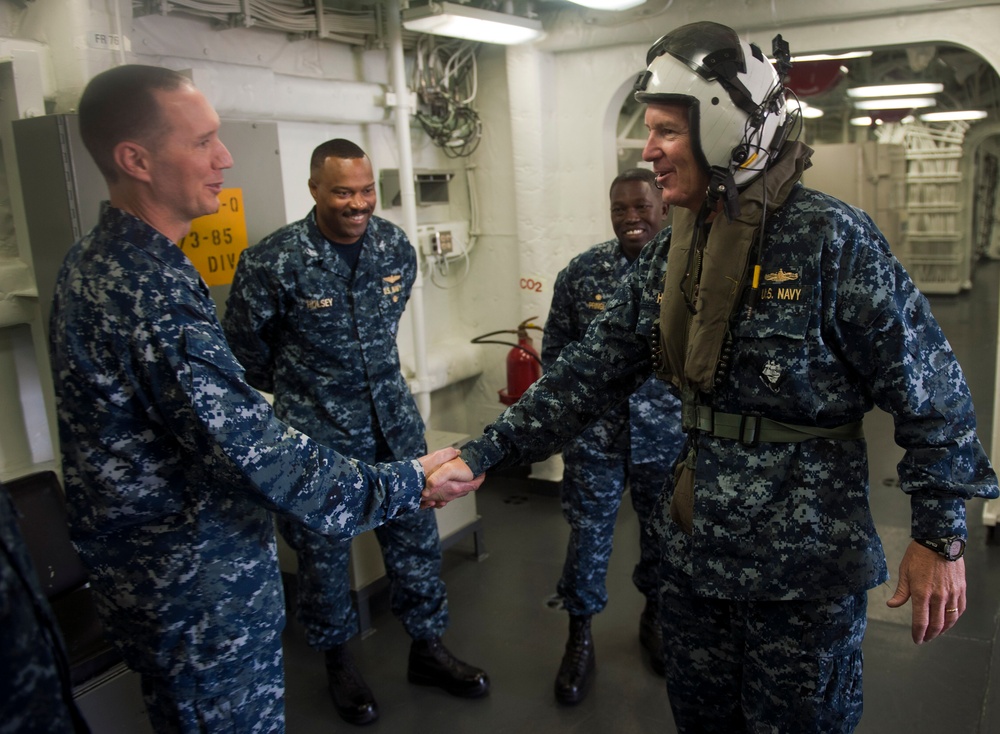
[420,455,481,509]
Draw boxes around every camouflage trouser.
[661,589,866,733]
[141,637,285,734]
[557,450,667,616]
[277,505,448,649]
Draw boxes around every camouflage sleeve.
[222,247,279,394]
[541,264,580,370]
[401,230,418,303]
[0,487,82,734]
[832,213,997,537]
[167,320,424,537]
[462,264,654,475]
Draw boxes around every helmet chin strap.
[705,166,741,220]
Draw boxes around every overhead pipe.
[384,0,433,421]
[165,61,392,124]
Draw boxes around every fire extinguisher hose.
[470,318,544,365]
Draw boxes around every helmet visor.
[646,21,746,84]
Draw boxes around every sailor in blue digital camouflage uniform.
[427,21,999,733]
[543,167,684,704]
[49,66,479,734]
[223,138,489,726]
[0,480,90,734]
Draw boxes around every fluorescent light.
[919,110,988,122]
[851,114,916,126]
[564,0,646,9]
[789,51,872,63]
[847,82,944,98]
[787,100,824,118]
[402,2,544,44]
[853,97,936,110]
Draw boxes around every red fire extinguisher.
[472,317,543,406]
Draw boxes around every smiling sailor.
[428,20,999,734]
[224,138,489,727]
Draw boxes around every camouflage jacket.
[49,204,423,686]
[542,233,684,464]
[0,485,82,733]
[224,210,425,461]
[461,184,998,600]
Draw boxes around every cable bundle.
[411,35,482,158]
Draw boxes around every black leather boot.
[639,599,666,677]
[408,637,490,698]
[325,643,379,725]
[554,614,595,705]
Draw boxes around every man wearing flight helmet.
[427,20,998,732]
[626,21,994,730]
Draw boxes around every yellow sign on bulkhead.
[178,188,249,287]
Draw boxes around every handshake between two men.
[418,449,480,509]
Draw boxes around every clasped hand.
[417,449,481,509]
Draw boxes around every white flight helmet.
[634,21,788,191]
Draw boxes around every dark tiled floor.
[283,261,1000,733]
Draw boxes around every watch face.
[946,539,965,559]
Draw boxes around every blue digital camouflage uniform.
[0,483,88,734]
[224,209,447,650]
[542,233,684,616]
[49,204,426,732]
[458,184,998,732]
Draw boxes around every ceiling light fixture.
[564,0,646,10]
[401,2,544,45]
[787,100,824,118]
[853,97,936,110]
[789,51,873,63]
[850,114,916,126]
[919,110,988,122]
[847,82,944,98]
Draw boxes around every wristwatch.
[914,536,966,561]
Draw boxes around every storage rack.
[896,121,971,294]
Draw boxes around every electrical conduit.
[385,0,432,421]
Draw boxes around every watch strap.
[914,536,965,561]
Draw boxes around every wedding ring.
[946,607,959,613]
